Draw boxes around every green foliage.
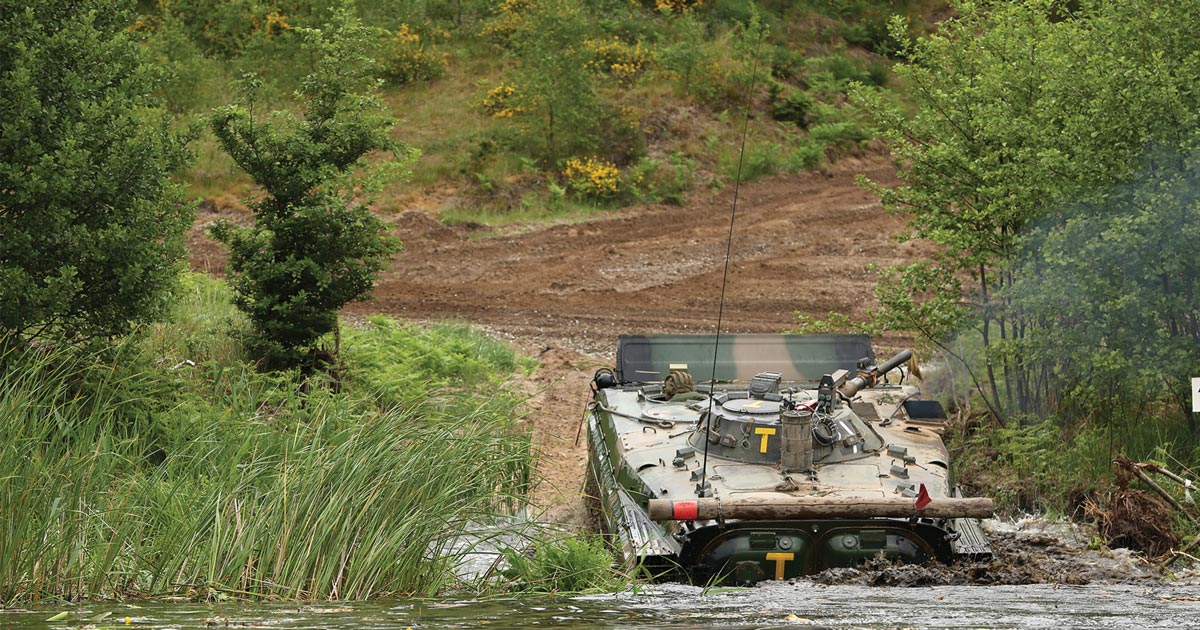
[726,5,772,103]
[859,0,1200,438]
[379,23,447,85]
[342,317,521,409]
[806,51,889,88]
[0,279,535,604]
[654,12,720,101]
[722,141,783,182]
[141,12,232,113]
[770,84,813,127]
[0,0,194,343]
[791,310,883,336]
[949,411,1199,517]
[143,273,251,367]
[210,6,412,368]
[488,0,603,163]
[499,535,617,593]
[628,153,697,204]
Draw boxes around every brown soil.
[187,157,925,522]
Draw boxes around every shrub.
[586,37,652,87]
[481,82,525,118]
[209,8,410,369]
[654,0,703,13]
[563,156,621,199]
[380,23,447,85]
[1,0,193,343]
[722,141,784,183]
[499,535,616,593]
[342,317,520,409]
[771,84,814,127]
[808,120,870,149]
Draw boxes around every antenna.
[698,23,765,496]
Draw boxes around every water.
[6,519,1198,629]
[5,582,1200,630]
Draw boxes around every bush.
[563,156,622,199]
[380,23,447,85]
[808,120,870,149]
[623,153,695,204]
[499,535,616,593]
[342,317,521,409]
[806,51,889,89]
[1,0,193,343]
[771,84,814,127]
[209,8,409,369]
[586,37,652,87]
[787,138,826,171]
[722,141,784,183]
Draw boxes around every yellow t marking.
[754,427,776,453]
[765,552,794,579]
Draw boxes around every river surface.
[5,582,1200,630]
[6,520,1199,629]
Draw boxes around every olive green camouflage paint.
[615,334,874,384]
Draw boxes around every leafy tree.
[490,0,602,163]
[210,5,411,369]
[0,0,193,343]
[861,0,1200,434]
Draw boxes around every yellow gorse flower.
[482,83,524,118]
[262,9,291,39]
[564,157,620,198]
[383,23,446,84]
[655,0,703,13]
[584,37,650,87]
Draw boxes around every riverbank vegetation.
[1,275,533,604]
[852,0,1200,548]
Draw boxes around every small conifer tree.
[210,5,412,369]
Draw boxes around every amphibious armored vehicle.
[585,333,993,584]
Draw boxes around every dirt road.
[189,157,921,521]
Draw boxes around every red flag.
[915,483,932,511]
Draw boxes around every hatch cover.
[722,398,782,415]
[642,405,701,423]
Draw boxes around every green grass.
[0,274,534,604]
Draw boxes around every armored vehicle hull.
[585,334,992,584]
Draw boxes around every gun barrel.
[877,349,913,375]
[839,349,913,397]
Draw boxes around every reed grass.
[1,275,533,604]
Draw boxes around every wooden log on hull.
[647,496,994,521]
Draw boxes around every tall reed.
[1,276,533,603]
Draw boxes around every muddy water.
[4,582,1200,630]
[5,521,1199,630]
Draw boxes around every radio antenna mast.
[698,23,765,496]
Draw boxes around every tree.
[210,5,411,369]
[0,0,193,343]
[489,0,602,163]
[861,0,1200,432]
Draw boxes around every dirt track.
[189,157,922,520]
